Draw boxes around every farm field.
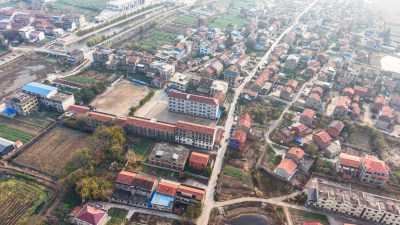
[208,10,246,29]
[222,166,243,178]
[0,116,38,143]
[173,15,197,26]
[348,131,371,149]
[0,173,53,225]
[216,0,255,10]
[14,126,88,176]
[64,75,98,85]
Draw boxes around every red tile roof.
[156,181,179,196]
[67,105,90,116]
[126,117,175,133]
[277,158,298,174]
[336,96,351,109]
[287,147,304,159]
[238,113,251,129]
[344,87,354,95]
[362,155,388,174]
[340,154,360,168]
[308,93,321,100]
[286,79,298,89]
[283,86,293,93]
[312,86,323,95]
[89,112,115,122]
[168,91,218,106]
[215,128,224,143]
[213,92,226,103]
[232,129,247,143]
[354,85,368,93]
[375,97,387,105]
[301,109,315,119]
[70,206,81,217]
[176,185,205,201]
[189,152,209,166]
[76,205,106,225]
[116,170,137,185]
[313,131,332,147]
[176,121,215,135]
[242,89,258,97]
[381,105,393,118]
[337,76,351,84]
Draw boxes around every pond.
[228,214,270,225]
[380,55,400,73]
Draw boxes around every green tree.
[183,201,203,219]
[75,176,112,200]
[247,38,257,50]
[43,80,52,85]
[305,143,318,156]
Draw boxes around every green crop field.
[0,125,35,143]
[108,208,128,219]
[0,174,54,225]
[208,10,246,29]
[64,76,97,84]
[217,0,255,10]
[174,15,197,25]
[222,166,243,178]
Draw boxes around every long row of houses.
[63,105,221,150]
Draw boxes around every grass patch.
[45,57,58,63]
[289,208,329,225]
[62,194,82,209]
[108,208,128,219]
[258,170,294,197]
[222,166,243,178]
[0,124,35,143]
[133,138,154,161]
[140,164,178,179]
[64,76,97,84]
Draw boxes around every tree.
[244,26,252,37]
[183,201,203,218]
[61,148,93,177]
[151,20,159,29]
[75,176,112,200]
[305,143,318,156]
[43,80,51,86]
[247,39,257,50]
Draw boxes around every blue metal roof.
[2,108,16,115]
[21,82,57,97]
[149,192,175,207]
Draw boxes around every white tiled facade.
[168,94,219,119]
[175,128,215,150]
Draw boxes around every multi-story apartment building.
[150,62,175,81]
[224,65,240,87]
[73,14,86,28]
[167,91,219,119]
[5,91,39,116]
[359,155,389,187]
[125,117,176,142]
[148,142,189,171]
[20,82,74,112]
[175,121,216,150]
[307,178,400,224]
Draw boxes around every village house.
[359,155,389,187]
[189,152,210,171]
[323,140,341,159]
[299,109,315,126]
[375,105,393,132]
[312,131,332,149]
[305,93,322,110]
[148,142,189,171]
[372,96,387,112]
[333,96,351,118]
[277,127,295,144]
[335,153,361,177]
[75,204,108,225]
[326,120,344,138]
[237,113,251,134]
[229,129,247,151]
[274,158,298,180]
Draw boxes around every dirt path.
[283,207,294,225]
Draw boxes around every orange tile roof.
[67,105,90,116]
[283,86,293,93]
[277,158,298,174]
[375,97,387,105]
[354,85,368,93]
[287,147,304,159]
[116,170,137,185]
[340,154,360,168]
[156,181,179,196]
[232,130,247,143]
[362,155,388,174]
[242,89,258,97]
[176,121,215,135]
[312,87,323,95]
[126,117,175,133]
[313,131,332,144]
[238,113,251,129]
[301,109,315,119]
[189,152,209,166]
[176,185,205,201]
[336,96,351,109]
[344,87,354,95]
[309,93,321,100]
[89,112,115,122]
[381,105,393,118]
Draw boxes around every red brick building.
[189,152,210,170]
[312,131,332,148]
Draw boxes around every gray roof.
[307,187,318,202]
[0,137,15,156]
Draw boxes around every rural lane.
[197,0,321,224]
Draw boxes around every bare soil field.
[348,131,371,149]
[383,136,400,168]
[14,126,87,176]
[79,69,117,81]
[91,80,149,116]
[0,53,61,101]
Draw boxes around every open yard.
[348,131,371,149]
[258,170,294,198]
[14,126,88,177]
[65,69,117,85]
[133,138,154,161]
[289,208,329,225]
[139,25,183,50]
[91,80,150,116]
[208,10,246,30]
[0,173,54,225]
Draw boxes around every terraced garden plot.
[0,175,53,225]
[14,126,88,176]
[173,15,197,26]
[64,75,98,85]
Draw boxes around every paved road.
[197,1,320,224]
